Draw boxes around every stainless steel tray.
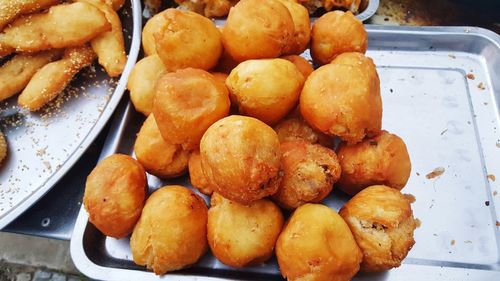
[0,0,142,229]
[71,25,500,280]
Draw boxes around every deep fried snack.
[0,0,61,30]
[175,0,237,18]
[142,11,168,56]
[222,0,294,61]
[337,130,411,195]
[200,115,282,204]
[18,46,96,111]
[105,0,125,10]
[81,0,126,77]
[127,55,166,116]
[0,131,7,164]
[188,150,212,195]
[134,114,190,178]
[311,11,368,65]
[130,186,208,275]
[154,9,222,71]
[211,72,228,87]
[274,115,333,147]
[208,193,284,267]
[0,42,13,58]
[339,185,417,272]
[153,68,230,150]
[276,204,362,281]
[281,55,314,79]
[0,50,62,102]
[300,52,382,144]
[276,0,310,55]
[273,141,341,209]
[226,58,303,125]
[0,2,111,53]
[83,154,146,238]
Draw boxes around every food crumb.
[485,201,490,206]
[451,240,455,246]
[448,54,456,59]
[477,82,485,90]
[404,194,416,203]
[416,172,420,176]
[487,174,496,182]
[493,191,498,196]
[464,240,472,244]
[426,167,445,179]
[466,73,475,80]
[415,218,421,228]
[389,88,393,93]
[440,129,448,136]
[497,221,500,227]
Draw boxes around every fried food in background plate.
[339,185,417,272]
[0,50,62,102]
[337,130,411,195]
[18,45,96,111]
[0,131,7,164]
[226,58,304,125]
[142,10,168,56]
[127,55,166,116]
[273,140,341,209]
[200,115,282,204]
[276,204,362,281]
[130,186,208,275]
[280,55,314,79]
[300,52,382,144]
[175,0,237,18]
[134,114,190,178]
[105,0,125,11]
[274,115,333,146]
[188,150,213,195]
[311,11,368,65]
[83,154,146,238]
[207,193,284,267]
[276,0,310,55]
[222,0,294,61]
[153,68,230,150]
[80,0,126,77]
[0,0,61,30]
[154,9,222,71]
[0,2,111,53]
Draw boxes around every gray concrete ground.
[0,232,83,281]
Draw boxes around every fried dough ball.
[274,115,333,147]
[200,115,282,204]
[337,131,411,195]
[207,193,284,267]
[276,0,310,55]
[154,9,222,71]
[134,114,190,178]
[83,154,146,238]
[130,186,208,275]
[0,131,6,164]
[188,150,212,195]
[127,55,166,116]
[276,204,362,281]
[226,59,303,125]
[311,11,368,65]
[273,141,341,210]
[222,0,294,61]
[300,52,382,144]
[153,68,230,150]
[142,11,168,56]
[339,185,417,272]
[211,72,228,86]
[281,55,314,79]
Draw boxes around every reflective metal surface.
[0,0,142,229]
[71,25,500,280]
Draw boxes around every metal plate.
[71,25,500,280]
[0,0,142,229]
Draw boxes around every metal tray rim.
[0,0,143,229]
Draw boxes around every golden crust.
[276,0,311,55]
[273,141,341,210]
[142,11,168,56]
[0,0,61,30]
[207,193,284,267]
[339,185,417,272]
[154,9,222,71]
[280,55,314,80]
[83,154,146,238]
[226,58,303,125]
[200,115,282,204]
[300,52,382,144]
[134,114,190,178]
[188,150,213,195]
[274,115,333,147]
[0,131,7,164]
[130,186,208,275]
[337,130,411,195]
[276,203,362,281]
[153,68,230,150]
[221,0,294,61]
[311,11,367,65]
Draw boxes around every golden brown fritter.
[188,150,213,195]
